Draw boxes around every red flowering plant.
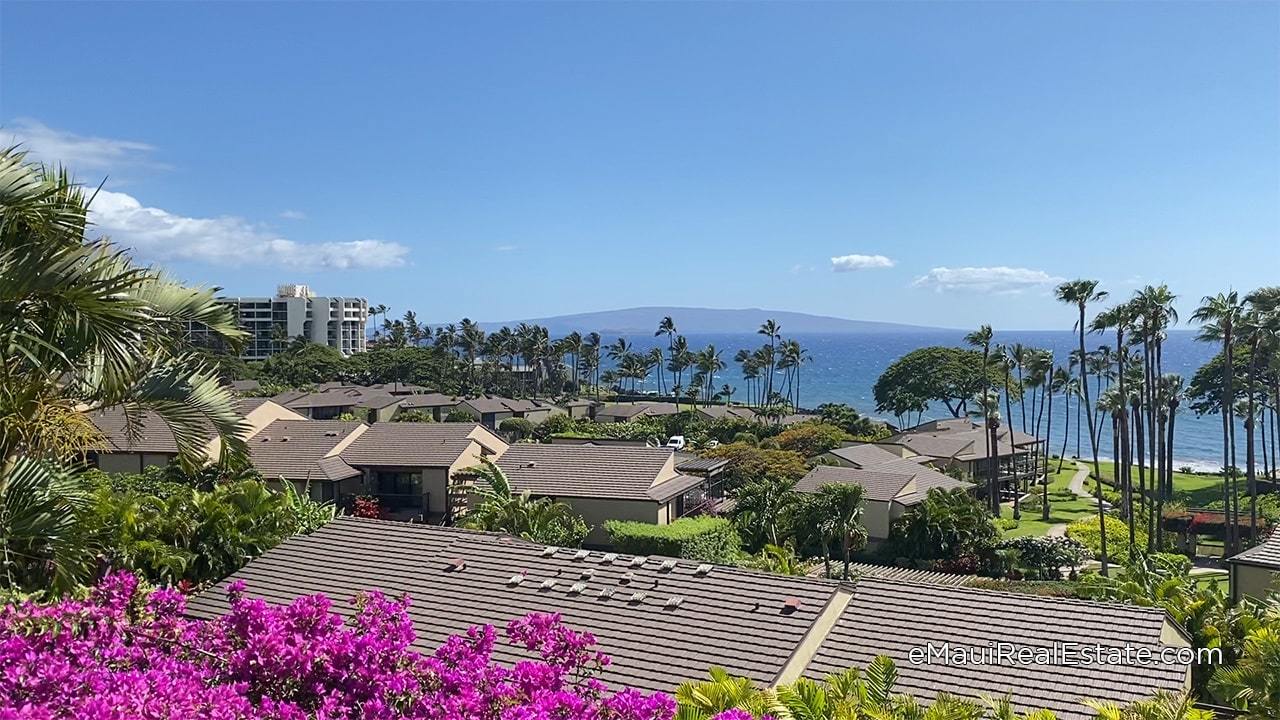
[0,572,679,720]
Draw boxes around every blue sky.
[3,1,1276,330]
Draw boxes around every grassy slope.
[1086,463,1224,505]
[999,460,1099,538]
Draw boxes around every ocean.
[601,329,1240,471]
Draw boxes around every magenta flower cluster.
[0,572,690,720]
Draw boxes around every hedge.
[603,516,740,564]
[1065,514,1149,566]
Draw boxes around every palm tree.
[964,325,996,513]
[1092,303,1135,542]
[816,483,868,580]
[656,316,677,395]
[997,345,1021,520]
[1055,279,1109,576]
[730,475,799,549]
[1193,290,1244,553]
[757,319,781,401]
[458,458,588,546]
[1238,288,1280,544]
[1054,368,1074,473]
[0,149,252,592]
[718,384,736,405]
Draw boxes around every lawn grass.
[999,459,1100,538]
[1087,464,1226,506]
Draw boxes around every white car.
[665,436,686,451]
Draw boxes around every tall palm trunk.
[1133,398,1152,551]
[1078,304,1107,576]
[1042,376,1053,521]
[1246,344,1260,544]
[1004,363,1019,520]
[1162,397,1177,553]
[1057,387,1071,474]
[1221,329,1235,553]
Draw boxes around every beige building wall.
[1232,564,1279,603]
[555,497,661,547]
[862,499,894,539]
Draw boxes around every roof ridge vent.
[507,573,525,586]
[782,597,803,613]
[541,546,559,557]
[324,430,338,437]
[445,557,466,572]
[579,569,595,579]
[694,563,713,576]
[573,549,590,561]
[658,559,677,572]
[629,556,648,567]
[619,572,635,584]
[597,587,615,599]
[663,596,685,610]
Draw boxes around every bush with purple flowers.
[0,572,676,719]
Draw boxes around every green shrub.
[1066,514,1148,565]
[775,422,851,457]
[498,417,535,439]
[604,516,741,563]
[444,408,474,422]
[995,517,1019,531]
[996,536,1089,580]
[393,409,436,423]
[732,432,759,446]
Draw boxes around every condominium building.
[190,284,369,360]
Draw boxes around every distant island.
[462,306,951,334]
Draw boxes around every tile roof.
[187,517,1190,714]
[457,396,557,415]
[822,445,969,501]
[283,387,403,410]
[340,422,503,468]
[674,454,730,474]
[697,406,762,421]
[87,407,184,454]
[1227,531,1280,570]
[805,562,970,587]
[397,393,462,410]
[249,420,365,482]
[796,465,916,502]
[496,444,679,501]
[884,421,1040,461]
[597,402,681,419]
[187,517,835,693]
[803,578,1190,720]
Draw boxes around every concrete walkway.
[1067,460,1091,499]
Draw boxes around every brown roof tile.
[340,422,503,468]
[803,578,1189,720]
[496,444,675,501]
[187,517,835,693]
[249,420,365,482]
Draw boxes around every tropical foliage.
[459,457,590,546]
[881,488,999,569]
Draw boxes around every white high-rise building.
[190,284,369,360]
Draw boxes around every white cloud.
[493,244,519,252]
[911,266,1065,294]
[279,209,307,220]
[831,254,895,271]
[88,190,409,270]
[5,118,161,172]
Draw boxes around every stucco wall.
[551,497,661,547]
[1232,564,1279,603]
[863,499,894,540]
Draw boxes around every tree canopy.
[873,346,1010,420]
